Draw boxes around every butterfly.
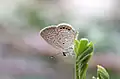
[40,23,77,56]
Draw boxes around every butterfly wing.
[40,25,63,50]
[55,25,76,49]
[40,23,76,54]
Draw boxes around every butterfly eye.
[63,43,65,44]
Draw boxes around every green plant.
[74,38,109,79]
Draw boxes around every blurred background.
[0,0,120,79]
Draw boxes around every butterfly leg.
[62,52,66,56]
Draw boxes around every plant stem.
[76,63,79,79]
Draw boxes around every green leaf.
[77,43,93,61]
[77,38,89,56]
[80,64,88,79]
[87,41,94,48]
[97,65,109,79]
[74,37,95,79]
[77,53,93,65]
[74,40,80,55]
